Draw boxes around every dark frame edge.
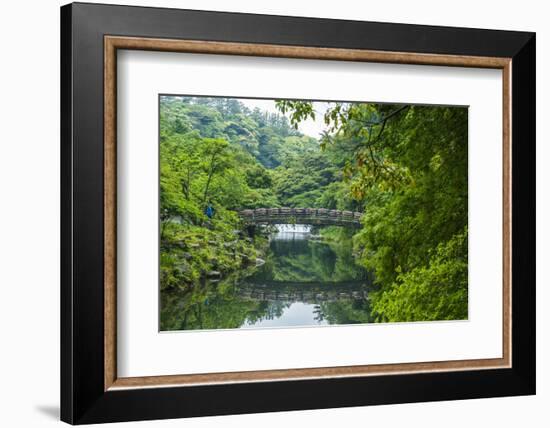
[61,3,74,425]
[510,33,536,394]
[60,2,536,424]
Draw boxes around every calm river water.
[160,225,373,331]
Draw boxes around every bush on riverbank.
[160,218,266,291]
[159,96,290,290]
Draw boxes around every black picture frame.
[61,2,535,424]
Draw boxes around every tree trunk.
[202,153,217,205]
[181,168,192,200]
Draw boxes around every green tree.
[199,138,230,205]
[277,100,469,322]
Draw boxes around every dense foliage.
[160,95,468,326]
[159,96,333,290]
[278,101,468,321]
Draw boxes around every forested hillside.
[159,96,352,291]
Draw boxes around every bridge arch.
[238,207,363,228]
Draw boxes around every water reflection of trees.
[160,237,374,331]
[253,238,366,283]
[161,278,373,331]
[318,299,374,325]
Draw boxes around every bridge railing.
[238,207,363,224]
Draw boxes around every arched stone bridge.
[238,208,363,228]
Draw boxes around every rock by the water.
[255,258,266,266]
[175,263,189,273]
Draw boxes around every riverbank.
[160,220,268,291]
[160,223,372,331]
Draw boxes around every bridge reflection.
[235,280,372,304]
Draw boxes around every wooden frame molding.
[104,35,512,391]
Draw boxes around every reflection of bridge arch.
[236,280,371,304]
[238,208,363,228]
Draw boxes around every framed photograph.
[61,2,535,424]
